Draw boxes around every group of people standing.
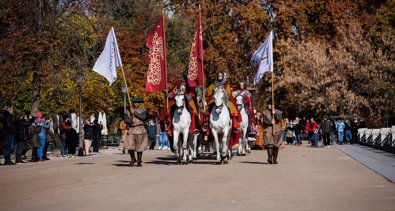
[1,103,55,165]
[283,116,360,148]
[1,102,104,165]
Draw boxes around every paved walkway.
[336,144,395,183]
[0,144,394,211]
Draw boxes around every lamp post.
[121,84,127,114]
[384,91,389,127]
[76,72,84,152]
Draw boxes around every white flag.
[93,27,122,85]
[251,31,273,85]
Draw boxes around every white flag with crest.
[251,31,274,85]
[93,27,122,85]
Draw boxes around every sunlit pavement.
[1,144,394,211]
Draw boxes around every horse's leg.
[227,129,232,160]
[173,130,180,164]
[222,128,229,164]
[237,132,242,156]
[242,128,247,155]
[192,134,198,160]
[187,133,194,162]
[182,129,189,164]
[187,133,194,161]
[211,128,220,164]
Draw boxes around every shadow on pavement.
[239,161,270,165]
[115,160,130,163]
[145,156,221,165]
[112,163,130,167]
[75,162,95,165]
[145,160,173,165]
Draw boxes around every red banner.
[187,9,204,88]
[146,13,168,92]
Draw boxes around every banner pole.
[120,66,133,113]
[162,10,169,113]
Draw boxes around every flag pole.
[270,31,275,135]
[199,4,206,113]
[120,66,133,112]
[162,10,169,118]
[163,11,169,113]
[271,69,275,127]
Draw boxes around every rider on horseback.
[166,73,199,135]
[206,71,242,135]
[233,82,256,125]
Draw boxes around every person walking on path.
[261,100,283,164]
[42,117,54,160]
[15,115,33,163]
[351,119,358,144]
[159,121,170,150]
[83,120,93,156]
[293,118,303,146]
[65,121,78,157]
[2,103,16,165]
[124,97,148,167]
[34,112,50,162]
[59,115,72,157]
[306,118,318,147]
[345,119,352,144]
[285,121,293,145]
[321,117,331,148]
[146,119,157,150]
[336,119,345,145]
[92,119,102,155]
[312,118,320,147]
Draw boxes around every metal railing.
[358,126,394,153]
[100,134,122,149]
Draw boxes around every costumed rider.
[166,73,199,135]
[206,71,242,145]
[233,82,256,125]
[261,99,283,164]
[124,97,148,167]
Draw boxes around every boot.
[129,150,136,167]
[273,147,279,164]
[267,145,273,164]
[137,152,143,167]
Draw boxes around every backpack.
[26,125,34,140]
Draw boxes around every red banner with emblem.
[146,13,168,92]
[187,9,204,88]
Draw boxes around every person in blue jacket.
[336,118,345,145]
[34,112,50,162]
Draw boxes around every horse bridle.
[236,93,244,109]
[175,94,185,112]
[214,90,225,110]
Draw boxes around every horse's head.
[235,93,245,110]
[174,86,186,115]
[213,85,226,113]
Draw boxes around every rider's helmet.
[239,82,245,90]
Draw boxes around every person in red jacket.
[305,118,318,147]
[59,115,72,157]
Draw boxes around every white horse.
[235,94,250,155]
[209,86,232,164]
[172,87,191,164]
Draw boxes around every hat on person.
[36,112,43,118]
[132,97,143,103]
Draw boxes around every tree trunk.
[31,0,43,117]
[30,72,41,116]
